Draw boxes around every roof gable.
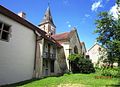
[88,43,105,52]
[52,32,70,41]
[52,27,81,44]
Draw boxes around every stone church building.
[0,5,86,85]
[39,6,84,70]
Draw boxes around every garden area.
[3,53,120,87]
[3,70,120,87]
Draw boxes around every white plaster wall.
[0,14,36,85]
[39,25,44,31]
[39,24,55,35]
[39,24,49,33]
[89,44,99,63]
[61,43,70,70]
[39,24,48,33]
[88,44,103,66]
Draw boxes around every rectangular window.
[0,21,11,42]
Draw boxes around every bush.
[78,58,95,74]
[101,68,119,78]
[69,54,95,74]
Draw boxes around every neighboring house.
[0,5,66,85]
[88,43,118,67]
[88,43,107,67]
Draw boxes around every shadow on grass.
[1,74,63,87]
[1,78,40,87]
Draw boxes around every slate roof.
[39,6,56,28]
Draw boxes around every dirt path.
[57,84,87,87]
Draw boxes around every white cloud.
[109,4,119,20]
[68,24,71,28]
[91,0,103,11]
[85,14,90,17]
[66,21,70,24]
[66,21,71,28]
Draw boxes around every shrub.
[68,54,95,74]
[101,68,119,78]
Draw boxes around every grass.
[2,72,120,87]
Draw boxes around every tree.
[94,0,120,67]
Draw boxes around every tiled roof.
[52,28,77,42]
[81,42,85,45]
[52,32,70,41]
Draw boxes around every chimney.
[18,12,26,19]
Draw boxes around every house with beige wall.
[88,43,118,67]
[88,43,107,67]
[0,5,66,85]
[0,6,37,85]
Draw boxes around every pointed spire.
[39,5,56,27]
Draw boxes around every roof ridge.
[0,5,62,47]
[52,32,69,36]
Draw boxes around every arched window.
[74,45,78,54]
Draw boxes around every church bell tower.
[38,6,56,35]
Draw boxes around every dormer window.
[0,21,11,42]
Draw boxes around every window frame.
[0,21,11,42]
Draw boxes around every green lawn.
[3,73,120,87]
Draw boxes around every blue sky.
[0,0,117,50]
